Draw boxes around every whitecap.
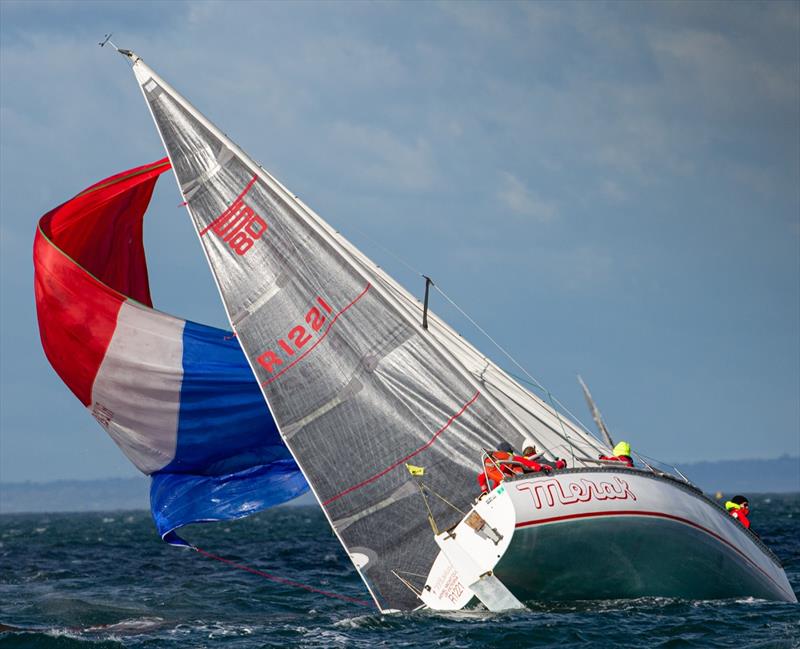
[333,614,380,629]
[84,616,166,634]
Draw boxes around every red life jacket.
[487,450,517,475]
[478,450,549,493]
[509,454,550,474]
[730,509,751,529]
[540,458,567,470]
[599,454,634,467]
[478,451,510,493]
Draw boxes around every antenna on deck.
[98,34,139,62]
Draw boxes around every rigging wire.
[432,283,577,464]
[193,546,373,608]
[345,222,589,462]
[344,222,427,280]
[503,370,608,446]
[420,482,467,517]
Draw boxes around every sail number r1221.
[257,296,333,374]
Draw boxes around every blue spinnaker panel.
[170,321,293,476]
[151,320,309,543]
[34,159,308,546]
[152,460,309,545]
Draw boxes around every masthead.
[98,34,139,63]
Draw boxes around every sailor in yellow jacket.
[599,441,634,467]
[725,495,751,529]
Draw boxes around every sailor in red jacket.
[521,441,567,470]
[478,442,552,494]
[725,495,751,529]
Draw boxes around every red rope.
[193,546,373,608]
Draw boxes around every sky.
[1,0,798,483]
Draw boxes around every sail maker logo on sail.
[516,476,636,510]
[201,177,266,256]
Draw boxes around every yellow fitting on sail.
[405,463,425,476]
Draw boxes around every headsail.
[33,159,308,543]
[129,55,610,610]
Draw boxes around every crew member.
[520,439,543,461]
[477,442,513,493]
[478,442,550,494]
[599,441,634,467]
[725,495,751,529]
[521,442,567,470]
[511,449,551,474]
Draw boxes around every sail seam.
[322,390,481,505]
[261,283,372,386]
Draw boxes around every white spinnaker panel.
[130,58,599,611]
[91,300,184,473]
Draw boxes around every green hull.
[494,515,787,602]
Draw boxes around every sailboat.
[34,48,796,612]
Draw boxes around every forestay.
[130,56,608,611]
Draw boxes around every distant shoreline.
[0,477,316,514]
[1,456,797,514]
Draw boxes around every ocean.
[1,494,798,648]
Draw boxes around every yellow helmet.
[613,441,631,457]
[725,500,740,511]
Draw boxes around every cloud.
[438,1,515,41]
[328,122,439,192]
[600,180,628,203]
[547,244,614,291]
[649,27,799,117]
[1,0,798,478]
[445,239,613,294]
[497,171,558,221]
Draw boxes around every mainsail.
[33,159,308,543]
[129,55,611,611]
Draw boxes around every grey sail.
[131,58,609,611]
